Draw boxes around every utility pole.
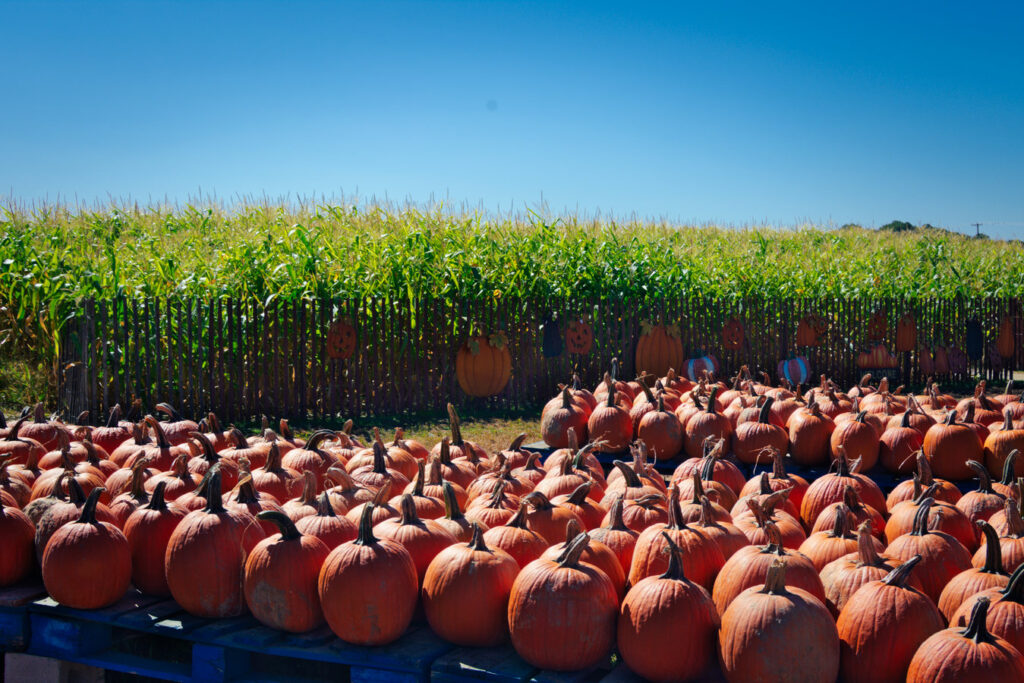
[971,222,982,237]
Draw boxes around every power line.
[971,222,982,237]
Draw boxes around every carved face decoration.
[326,318,357,359]
[565,319,594,355]
[867,310,887,341]
[796,315,827,347]
[721,318,744,350]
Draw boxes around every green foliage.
[2,201,1023,403]
[880,220,917,232]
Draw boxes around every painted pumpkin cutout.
[919,347,935,375]
[721,318,745,350]
[564,318,594,355]
[796,315,827,347]
[866,310,887,341]
[456,332,512,397]
[326,318,357,359]
[857,343,898,369]
[933,345,950,374]
[895,313,917,352]
[778,356,812,385]
[635,321,684,377]
[684,354,720,381]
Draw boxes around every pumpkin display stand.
[0,584,639,682]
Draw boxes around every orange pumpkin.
[456,333,511,397]
[635,322,684,377]
[326,318,357,360]
[896,313,917,352]
[564,318,594,355]
[857,344,899,369]
[722,318,745,350]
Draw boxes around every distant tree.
[840,223,863,230]
[879,220,916,232]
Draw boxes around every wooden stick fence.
[57,296,1022,422]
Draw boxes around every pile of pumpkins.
[3,395,1024,682]
[541,363,1024,482]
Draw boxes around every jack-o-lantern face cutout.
[721,318,744,350]
[867,310,887,341]
[565,318,594,355]
[796,315,828,347]
[326,318,357,359]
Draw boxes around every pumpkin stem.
[1005,495,1024,537]
[523,491,554,511]
[372,440,389,474]
[265,442,283,471]
[705,386,719,414]
[506,502,530,529]
[439,437,453,465]
[914,482,938,505]
[144,480,169,511]
[442,481,465,521]
[882,553,922,587]
[398,493,423,526]
[326,466,356,492]
[203,470,225,514]
[316,492,337,517]
[145,415,174,450]
[76,487,105,524]
[854,521,882,566]
[666,487,685,530]
[467,522,489,551]
[354,504,378,546]
[555,532,590,568]
[4,416,26,441]
[190,431,220,464]
[613,460,643,489]
[689,471,706,505]
[911,499,934,536]
[610,358,619,383]
[760,520,786,555]
[967,460,995,494]
[1002,564,1024,603]
[698,495,717,528]
[257,510,303,541]
[830,504,850,538]
[563,518,583,543]
[104,404,122,429]
[604,494,628,531]
[566,481,592,506]
[978,521,1005,575]
[483,480,507,510]
[371,481,392,506]
[758,396,775,423]
[67,476,86,505]
[446,404,465,446]
[229,428,249,450]
[771,449,789,481]
[1001,450,1020,487]
[306,430,333,453]
[128,456,151,500]
[412,460,426,497]
[658,531,689,581]
[758,472,772,495]
[298,470,317,505]
[843,484,864,513]
[760,558,789,594]
[900,410,913,429]
[961,597,996,644]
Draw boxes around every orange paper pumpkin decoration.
[456,332,512,397]
[857,344,898,369]
[933,345,950,374]
[326,319,357,359]
[867,311,887,341]
[919,347,935,375]
[997,317,1016,359]
[721,318,745,350]
[796,315,827,347]
[895,313,917,352]
[564,319,594,355]
[635,322,684,377]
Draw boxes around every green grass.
[3,200,1023,408]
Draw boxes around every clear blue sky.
[3,1,1023,237]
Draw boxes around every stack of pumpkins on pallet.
[541,362,1024,481]
[5,399,1024,680]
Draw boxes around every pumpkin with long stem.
[589,494,640,570]
[886,450,962,508]
[152,403,198,446]
[89,405,131,455]
[908,596,1024,681]
[322,466,374,514]
[737,447,809,510]
[164,471,266,617]
[835,555,943,683]
[186,432,239,491]
[0,417,46,466]
[465,457,530,503]
[349,440,411,493]
[950,563,1024,653]
[719,558,840,683]
[224,472,283,537]
[820,520,917,616]
[733,495,806,550]
[629,488,725,591]
[520,491,581,545]
[617,532,719,682]
[799,445,887,527]
[799,504,879,571]
[41,487,131,609]
[372,493,457,584]
[511,451,546,488]
[636,394,684,460]
[812,484,886,541]
[390,459,444,520]
[683,386,732,459]
[0,502,35,586]
[712,520,825,615]
[732,397,788,465]
[938,521,1010,621]
[344,481,399,526]
[433,480,479,542]
[295,492,357,549]
[586,377,633,452]
[976,497,1024,572]
[541,387,590,448]
[955,459,1008,527]
[465,481,517,529]
[244,510,329,633]
[422,523,518,647]
[34,476,117,562]
[993,450,1021,500]
[482,502,547,569]
[886,482,978,551]
[108,457,154,527]
[693,494,748,560]
[732,472,800,521]
[880,410,925,474]
[536,445,604,502]
[788,396,835,466]
[508,533,617,671]
[122,481,186,596]
[19,403,63,452]
[541,519,625,597]
[145,453,201,502]
[318,504,418,645]
[886,498,973,602]
[985,412,1024,477]
[677,451,739,510]
[551,481,606,530]
[830,410,881,473]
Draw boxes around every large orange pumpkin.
[456,333,511,397]
[635,321,684,378]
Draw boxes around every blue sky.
[3,1,1023,237]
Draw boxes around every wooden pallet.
[0,584,634,682]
